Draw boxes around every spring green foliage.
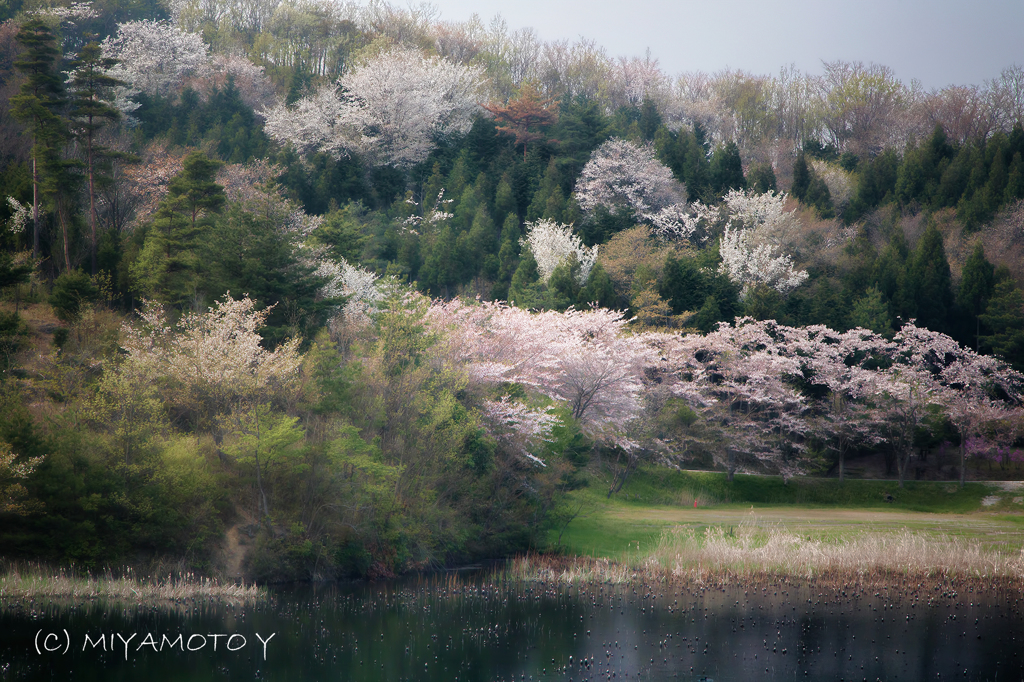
[2,0,1024,579]
[130,151,225,305]
[48,269,98,324]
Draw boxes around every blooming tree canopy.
[315,256,381,320]
[264,47,485,167]
[0,443,44,515]
[427,300,656,450]
[717,189,808,297]
[659,318,810,479]
[782,325,891,480]
[574,138,690,240]
[101,20,210,98]
[521,219,598,284]
[889,321,1024,486]
[411,274,1024,481]
[122,294,302,418]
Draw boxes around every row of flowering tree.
[420,294,1024,488]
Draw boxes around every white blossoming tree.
[521,219,598,284]
[264,47,485,168]
[315,256,381,320]
[122,294,302,520]
[101,20,210,99]
[717,189,808,297]
[574,138,690,239]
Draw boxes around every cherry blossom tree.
[521,219,598,284]
[122,293,302,417]
[891,321,1024,487]
[664,319,809,481]
[426,300,655,450]
[611,51,665,108]
[717,189,808,297]
[264,47,484,168]
[101,20,210,99]
[314,255,381,320]
[122,294,302,520]
[480,397,556,468]
[574,138,691,240]
[784,325,891,481]
[193,53,277,112]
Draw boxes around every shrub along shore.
[0,562,264,605]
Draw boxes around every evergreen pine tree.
[907,222,954,333]
[67,36,125,275]
[747,162,777,194]
[957,242,996,350]
[791,151,810,202]
[873,231,911,324]
[979,279,1024,371]
[10,19,64,260]
[1006,152,1024,203]
[578,262,616,308]
[508,247,543,309]
[850,285,893,334]
[660,253,706,314]
[710,141,745,195]
[130,152,225,305]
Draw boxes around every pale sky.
[428,0,1024,90]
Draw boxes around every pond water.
[1,574,1021,681]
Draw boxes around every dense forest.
[1,0,1023,581]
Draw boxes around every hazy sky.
[427,0,1024,90]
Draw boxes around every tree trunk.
[896,449,908,488]
[959,441,966,488]
[60,204,70,273]
[88,132,97,276]
[607,450,639,498]
[32,157,39,259]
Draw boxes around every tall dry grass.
[651,522,1024,582]
[0,563,263,604]
[506,515,1024,586]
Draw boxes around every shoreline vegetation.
[0,563,264,605]
[5,517,1023,607]
[504,520,1024,593]
[2,0,1024,595]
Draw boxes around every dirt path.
[221,525,246,579]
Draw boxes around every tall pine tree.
[11,19,64,260]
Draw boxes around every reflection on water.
[1,574,1021,681]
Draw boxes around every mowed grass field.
[549,468,1024,561]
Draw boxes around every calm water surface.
[1,574,1021,681]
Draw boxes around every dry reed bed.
[506,522,1024,590]
[0,565,264,605]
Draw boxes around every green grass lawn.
[605,468,995,512]
[547,468,1024,560]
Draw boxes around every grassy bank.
[550,470,1024,558]
[606,468,1000,512]
[0,563,264,605]
[519,519,1024,587]
[535,468,1024,585]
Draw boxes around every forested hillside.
[1,0,1023,580]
